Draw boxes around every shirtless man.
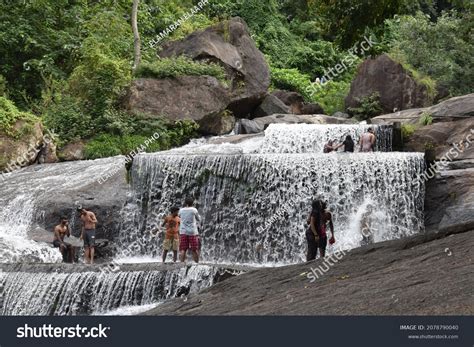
[79,207,98,264]
[359,128,376,152]
[53,217,75,263]
[360,205,374,246]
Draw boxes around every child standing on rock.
[161,206,180,263]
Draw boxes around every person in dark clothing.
[335,135,355,152]
[305,199,324,261]
[320,201,335,257]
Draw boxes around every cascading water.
[0,157,125,263]
[0,265,229,315]
[118,124,425,265]
[259,124,392,153]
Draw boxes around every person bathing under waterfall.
[179,197,201,263]
[360,204,375,246]
[334,135,355,152]
[161,206,180,263]
[306,199,323,260]
[78,207,98,264]
[321,201,336,257]
[53,217,75,263]
[360,128,376,152]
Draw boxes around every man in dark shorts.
[79,207,98,264]
[178,197,201,263]
[53,217,75,263]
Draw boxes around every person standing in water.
[306,199,323,261]
[360,204,375,246]
[53,217,75,263]
[320,201,335,257]
[335,135,355,152]
[323,140,337,153]
[161,206,180,263]
[360,128,376,152]
[79,207,98,264]
[179,197,201,263]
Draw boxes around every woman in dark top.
[335,135,355,152]
[305,199,324,261]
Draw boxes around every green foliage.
[270,67,312,100]
[135,57,226,83]
[43,96,93,141]
[401,124,417,139]
[0,96,37,137]
[419,112,433,126]
[84,119,199,160]
[385,10,474,96]
[347,92,384,120]
[311,80,351,115]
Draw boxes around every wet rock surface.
[144,228,473,315]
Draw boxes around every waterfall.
[0,157,125,263]
[0,265,229,315]
[259,124,392,153]
[118,149,425,264]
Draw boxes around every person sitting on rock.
[178,197,201,263]
[161,206,180,263]
[359,128,376,152]
[53,217,75,263]
[78,207,98,264]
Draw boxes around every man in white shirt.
[178,197,201,263]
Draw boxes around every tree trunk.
[131,0,141,72]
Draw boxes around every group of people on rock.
[52,207,98,264]
[52,198,203,265]
[323,128,376,153]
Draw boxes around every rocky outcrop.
[346,54,432,113]
[372,93,474,125]
[125,76,230,135]
[159,17,270,117]
[58,140,86,161]
[404,118,474,160]
[198,112,236,136]
[1,157,129,241]
[145,228,473,315]
[271,90,304,114]
[301,103,324,115]
[271,90,325,115]
[253,94,290,117]
[0,120,43,171]
[425,164,474,233]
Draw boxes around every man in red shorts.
[178,197,201,263]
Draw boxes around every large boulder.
[0,156,129,241]
[58,140,86,161]
[253,94,290,117]
[199,112,236,136]
[425,165,474,233]
[404,119,474,160]
[158,17,270,117]
[0,120,43,172]
[125,76,231,135]
[271,90,304,114]
[372,93,474,125]
[345,54,432,113]
[301,103,325,115]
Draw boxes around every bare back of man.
[360,130,376,152]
